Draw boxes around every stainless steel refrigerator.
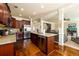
[22,25,31,39]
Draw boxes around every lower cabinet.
[31,33,39,46]
[47,36,55,54]
[38,35,47,54]
[0,43,15,56]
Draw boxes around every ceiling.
[46,4,79,21]
[64,4,79,19]
[8,3,79,21]
[8,3,67,19]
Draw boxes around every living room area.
[64,4,79,50]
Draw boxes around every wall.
[31,18,41,33]
[31,18,59,33]
[46,18,60,32]
[43,20,55,31]
[52,19,59,32]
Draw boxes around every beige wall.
[53,20,59,31]
[50,19,60,32]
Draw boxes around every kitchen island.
[31,32,58,55]
[0,35,16,56]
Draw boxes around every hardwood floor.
[15,39,79,56]
[63,46,79,56]
[15,39,45,56]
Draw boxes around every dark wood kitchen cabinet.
[31,33,39,46]
[0,4,3,22]
[3,4,10,25]
[0,43,15,56]
[22,20,30,25]
[0,3,11,25]
[0,3,30,28]
[11,19,30,28]
[38,35,47,54]
[11,18,16,28]
[31,33,58,55]
[15,20,20,28]
[16,20,23,29]
[47,36,55,54]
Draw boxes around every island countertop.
[0,35,16,45]
[31,32,58,37]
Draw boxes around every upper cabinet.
[22,20,30,25]
[14,20,30,29]
[0,4,4,23]
[0,3,11,25]
[11,18,30,28]
[0,3,30,29]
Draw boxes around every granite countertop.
[43,33,58,37]
[0,35,16,45]
[31,32,58,37]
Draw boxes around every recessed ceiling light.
[21,8,24,11]
[33,12,36,15]
[41,5,44,9]
[19,14,22,16]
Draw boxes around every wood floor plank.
[15,40,79,56]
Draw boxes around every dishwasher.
[38,35,47,54]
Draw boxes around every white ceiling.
[8,3,67,19]
[64,4,79,19]
[46,4,79,21]
[8,3,79,21]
